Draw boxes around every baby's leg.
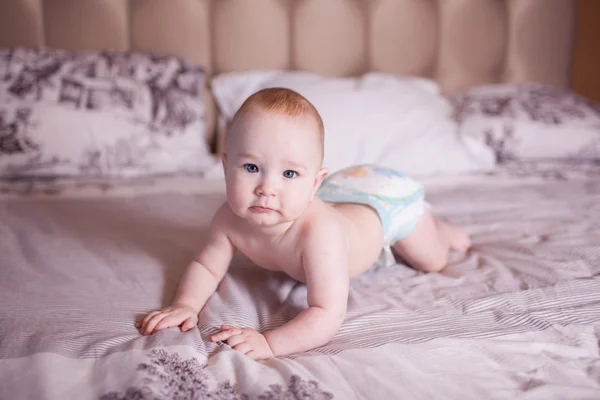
[391,211,471,273]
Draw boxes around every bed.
[2,1,600,399]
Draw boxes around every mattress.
[1,161,599,399]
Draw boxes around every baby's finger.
[211,330,235,342]
[211,328,242,342]
[154,314,185,331]
[143,313,169,335]
[181,317,197,332]
[226,334,245,347]
[220,324,234,331]
[139,311,161,333]
[233,342,252,355]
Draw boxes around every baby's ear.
[221,154,227,173]
[311,168,328,196]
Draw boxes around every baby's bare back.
[224,199,384,281]
[328,202,385,277]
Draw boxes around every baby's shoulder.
[299,201,346,245]
[209,202,237,232]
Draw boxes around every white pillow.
[446,84,600,162]
[211,70,495,176]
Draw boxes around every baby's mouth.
[249,206,274,214]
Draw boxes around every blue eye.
[243,163,259,173]
[283,170,297,179]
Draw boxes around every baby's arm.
[263,224,349,357]
[137,204,235,335]
[172,207,235,311]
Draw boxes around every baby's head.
[222,87,328,227]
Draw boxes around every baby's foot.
[437,219,472,252]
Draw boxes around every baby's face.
[223,109,326,227]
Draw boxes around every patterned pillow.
[0,48,214,178]
[445,84,600,162]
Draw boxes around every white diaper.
[317,165,427,267]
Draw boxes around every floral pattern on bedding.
[100,350,333,400]
[0,48,212,178]
[448,84,599,124]
[446,84,600,162]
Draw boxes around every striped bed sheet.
[0,160,599,399]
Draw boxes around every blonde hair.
[227,87,324,160]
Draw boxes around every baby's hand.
[136,304,198,336]
[211,325,274,360]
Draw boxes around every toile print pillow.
[445,84,600,163]
[0,47,214,178]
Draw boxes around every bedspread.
[1,161,599,399]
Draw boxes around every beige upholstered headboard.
[0,0,576,145]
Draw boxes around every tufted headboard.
[0,0,576,144]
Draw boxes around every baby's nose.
[255,180,276,197]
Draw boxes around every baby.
[136,88,471,360]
